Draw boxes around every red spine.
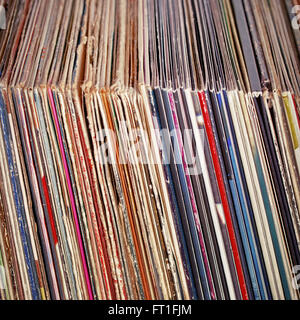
[292,95,300,130]
[42,176,58,245]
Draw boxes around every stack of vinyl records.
[0,0,299,300]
